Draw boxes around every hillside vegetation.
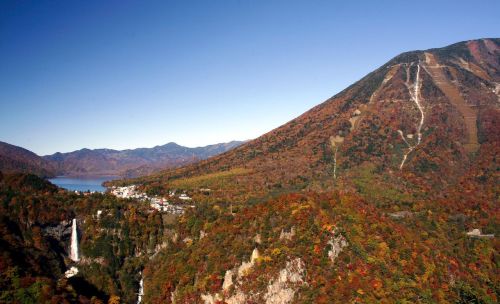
[0,172,166,303]
[122,38,499,303]
[0,141,56,178]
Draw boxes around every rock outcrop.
[263,258,306,304]
[327,229,348,263]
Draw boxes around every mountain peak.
[131,38,500,202]
[160,142,182,148]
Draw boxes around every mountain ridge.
[43,140,245,178]
[0,141,57,177]
[0,140,244,178]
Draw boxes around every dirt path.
[423,53,479,153]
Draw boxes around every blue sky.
[1,0,499,155]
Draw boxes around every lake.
[49,176,118,192]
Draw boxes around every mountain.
[43,141,244,178]
[131,38,499,203]
[0,141,56,177]
[124,39,499,302]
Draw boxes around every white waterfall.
[137,274,144,304]
[69,218,80,262]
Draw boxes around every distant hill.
[0,141,56,177]
[44,141,244,177]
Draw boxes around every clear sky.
[1,0,499,155]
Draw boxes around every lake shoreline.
[49,175,119,193]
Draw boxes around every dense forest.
[143,190,498,303]
[1,167,497,303]
[0,172,169,303]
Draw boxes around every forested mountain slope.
[122,39,500,303]
[130,39,499,204]
[0,141,56,177]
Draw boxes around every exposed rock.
[203,246,306,304]
[263,258,306,304]
[200,230,207,240]
[222,270,234,291]
[348,116,360,131]
[330,135,345,146]
[201,293,222,304]
[153,241,168,254]
[466,229,494,238]
[327,229,348,263]
[170,286,179,304]
[239,262,251,275]
[388,211,414,219]
[202,248,261,304]
[280,227,296,241]
[226,290,247,304]
[64,266,79,278]
[42,220,71,241]
[251,249,260,262]
[238,248,260,278]
[348,109,363,131]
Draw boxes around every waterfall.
[137,274,144,304]
[69,218,80,262]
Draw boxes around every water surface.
[49,176,117,192]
